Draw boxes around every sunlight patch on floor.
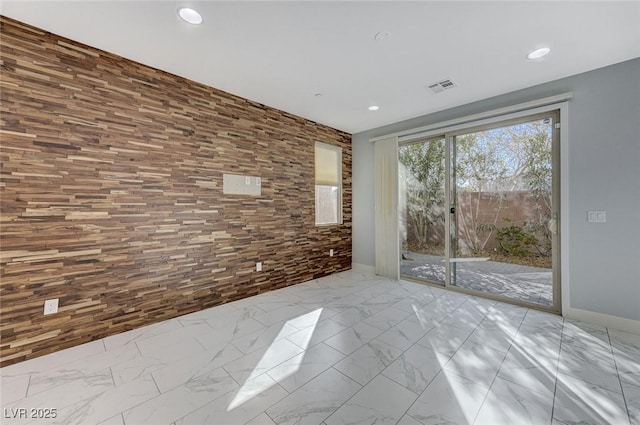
[226,308,323,411]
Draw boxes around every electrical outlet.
[44,298,59,315]
[330,249,334,257]
[256,262,262,272]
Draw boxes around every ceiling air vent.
[427,79,457,94]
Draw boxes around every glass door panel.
[399,138,447,284]
[449,115,557,307]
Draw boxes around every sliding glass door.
[399,111,560,312]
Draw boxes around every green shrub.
[496,220,537,257]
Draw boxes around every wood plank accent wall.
[0,16,352,367]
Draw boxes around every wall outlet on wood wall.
[44,299,59,315]
[330,249,334,257]
[256,262,262,272]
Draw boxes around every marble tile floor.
[1,270,638,425]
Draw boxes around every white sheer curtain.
[374,136,399,279]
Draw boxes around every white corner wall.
[352,58,640,326]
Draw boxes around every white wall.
[352,58,640,322]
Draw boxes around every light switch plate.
[256,262,262,272]
[587,211,606,223]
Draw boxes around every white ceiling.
[2,1,639,134]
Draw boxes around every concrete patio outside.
[400,251,553,306]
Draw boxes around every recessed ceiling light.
[527,47,551,60]
[178,7,203,25]
[368,105,380,111]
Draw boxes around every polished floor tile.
[466,325,514,354]
[474,377,553,425]
[265,367,361,425]
[407,368,490,425]
[443,340,507,388]
[122,367,238,425]
[246,413,277,425]
[376,316,434,351]
[174,374,288,425]
[266,343,344,393]
[1,374,29,405]
[381,343,450,394]
[552,373,630,425]
[323,321,383,355]
[557,343,622,394]
[152,343,244,393]
[497,346,557,398]
[333,339,402,385]
[51,375,159,425]
[103,320,184,352]
[621,381,640,425]
[222,338,304,383]
[362,306,411,331]
[3,368,114,425]
[417,321,474,356]
[325,375,417,425]
[1,270,638,425]
[285,318,348,350]
[397,414,424,425]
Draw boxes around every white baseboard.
[351,263,375,274]
[565,307,640,335]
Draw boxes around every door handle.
[548,215,558,235]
